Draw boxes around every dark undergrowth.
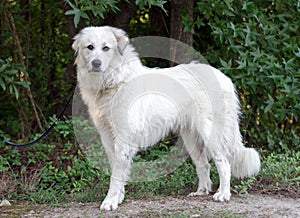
[0,120,299,205]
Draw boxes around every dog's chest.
[87,90,119,127]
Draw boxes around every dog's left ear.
[111,27,129,55]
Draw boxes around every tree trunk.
[170,0,194,66]
[4,0,43,134]
[61,0,77,115]
[62,1,76,38]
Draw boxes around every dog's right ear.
[72,32,81,54]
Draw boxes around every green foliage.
[0,0,74,136]
[65,0,167,28]
[0,120,109,203]
[134,138,174,162]
[232,177,256,197]
[51,115,74,138]
[259,151,300,189]
[186,0,300,152]
[65,0,120,27]
[1,119,300,203]
[135,0,168,13]
[0,58,30,99]
[127,160,198,198]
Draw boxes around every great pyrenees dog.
[72,26,260,211]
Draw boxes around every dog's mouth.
[89,68,103,73]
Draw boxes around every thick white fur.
[72,26,261,211]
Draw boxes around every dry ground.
[1,193,299,218]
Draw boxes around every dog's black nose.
[92,59,102,68]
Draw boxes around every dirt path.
[1,194,299,217]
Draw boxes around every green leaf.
[282,84,291,94]
[0,77,6,91]
[79,10,89,20]
[8,84,13,95]
[295,48,300,58]
[195,16,204,28]
[136,0,167,14]
[6,69,18,75]
[74,10,81,28]
[220,58,232,69]
[65,9,78,16]
[14,86,19,99]
[236,59,247,69]
[15,81,31,88]
[66,0,78,10]
[0,64,8,73]
[264,94,274,113]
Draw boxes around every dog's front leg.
[100,175,126,210]
[100,143,133,211]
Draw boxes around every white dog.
[72,26,261,211]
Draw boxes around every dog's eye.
[87,45,94,50]
[102,46,110,52]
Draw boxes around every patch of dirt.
[1,194,299,218]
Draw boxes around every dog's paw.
[188,190,209,197]
[100,198,119,211]
[213,191,231,202]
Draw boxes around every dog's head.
[72,26,129,73]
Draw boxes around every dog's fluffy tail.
[230,135,261,179]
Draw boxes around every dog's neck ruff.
[101,44,142,89]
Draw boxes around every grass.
[0,143,299,218]
[1,135,299,206]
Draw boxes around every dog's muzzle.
[91,59,102,72]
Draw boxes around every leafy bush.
[1,119,299,203]
[259,151,300,189]
[0,58,30,99]
[185,0,300,153]
[0,119,109,203]
[65,0,167,27]
[65,0,120,27]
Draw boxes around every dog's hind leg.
[194,117,231,202]
[180,128,212,197]
[211,150,231,202]
[188,151,212,197]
